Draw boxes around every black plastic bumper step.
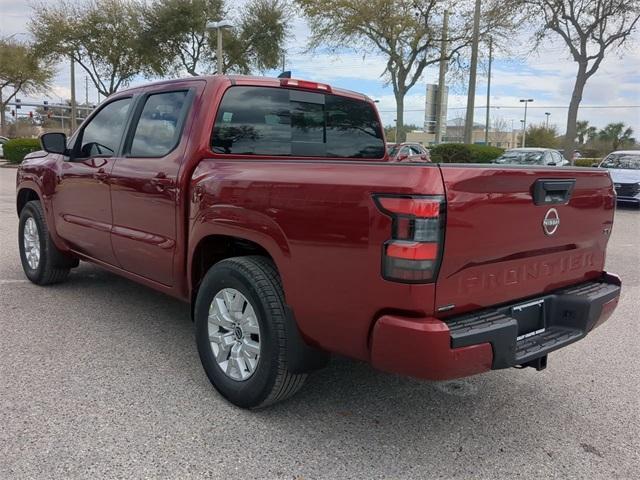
[515,326,582,363]
[444,275,621,370]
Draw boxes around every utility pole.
[70,56,77,132]
[434,10,449,144]
[85,76,89,105]
[464,0,481,144]
[484,36,493,145]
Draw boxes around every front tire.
[18,200,76,285]
[194,256,306,409]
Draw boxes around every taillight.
[374,195,445,283]
[280,78,332,92]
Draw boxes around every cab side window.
[78,98,132,158]
[129,91,189,157]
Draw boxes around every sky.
[1,0,639,135]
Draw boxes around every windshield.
[495,151,544,165]
[600,153,640,170]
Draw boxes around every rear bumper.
[616,196,640,206]
[370,273,621,380]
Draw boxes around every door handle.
[532,179,576,205]
[93,168,109,183]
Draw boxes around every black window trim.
[70,95,135,161]
[210,85,385,161]
[122,88,195,159]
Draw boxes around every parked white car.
[0,136,8,158]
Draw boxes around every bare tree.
[527,0,640,161]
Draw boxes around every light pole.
[206,20,234,75]
[70,56,77,132]
[519,98,533,147]
[545,112,551,129]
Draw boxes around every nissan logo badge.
[543,208,560,236]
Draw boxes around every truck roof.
[114,74,372,103]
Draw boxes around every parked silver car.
[494,148,569,166]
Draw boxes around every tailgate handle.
[532,179,575,205]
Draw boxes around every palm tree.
[598,123,636,151]
[576,120,597,145]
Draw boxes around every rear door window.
[211,86,384,159]
[129,90,190,157]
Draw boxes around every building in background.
[407,118,519,149]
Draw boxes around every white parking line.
[0,279,29,284]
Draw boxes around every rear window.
[211,86,385,159]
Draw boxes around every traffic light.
[15,99,21,109]
[11,110,15,117]
[43,101,49,111]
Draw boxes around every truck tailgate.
[435,165,616,315]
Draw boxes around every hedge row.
[430,143,505,163]
[574,158,600,167]
[3,138,41,164]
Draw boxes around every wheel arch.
[190,234,277,300]
[16,187,40,216]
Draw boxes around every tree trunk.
[0,90,5,137]
[395,92,405,143]
[564,63,587,164]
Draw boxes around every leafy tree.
[30,0,151,97]
[598,122,635,151]
[384,123,421,143]
[0,37,54,135]
[296,0,518,142]
[141,0,290,76]
[525,0,640,161]
[525,124,559,148]
[576,120,597,144]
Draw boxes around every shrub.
[574,158,600,167]
[467,144,505,163]
[3,138,41,164]
[430,143,504,163]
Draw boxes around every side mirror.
[40,132,68,155]
[548,162,556,166]
[591,163,599,168]
[397,153,409,161]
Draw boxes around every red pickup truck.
[16,75,621,408]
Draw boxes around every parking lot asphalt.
[0,166,638,479]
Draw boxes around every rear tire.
[18,200,76,285]
[195,256,307,409]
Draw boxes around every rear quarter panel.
[189,160,444,360]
